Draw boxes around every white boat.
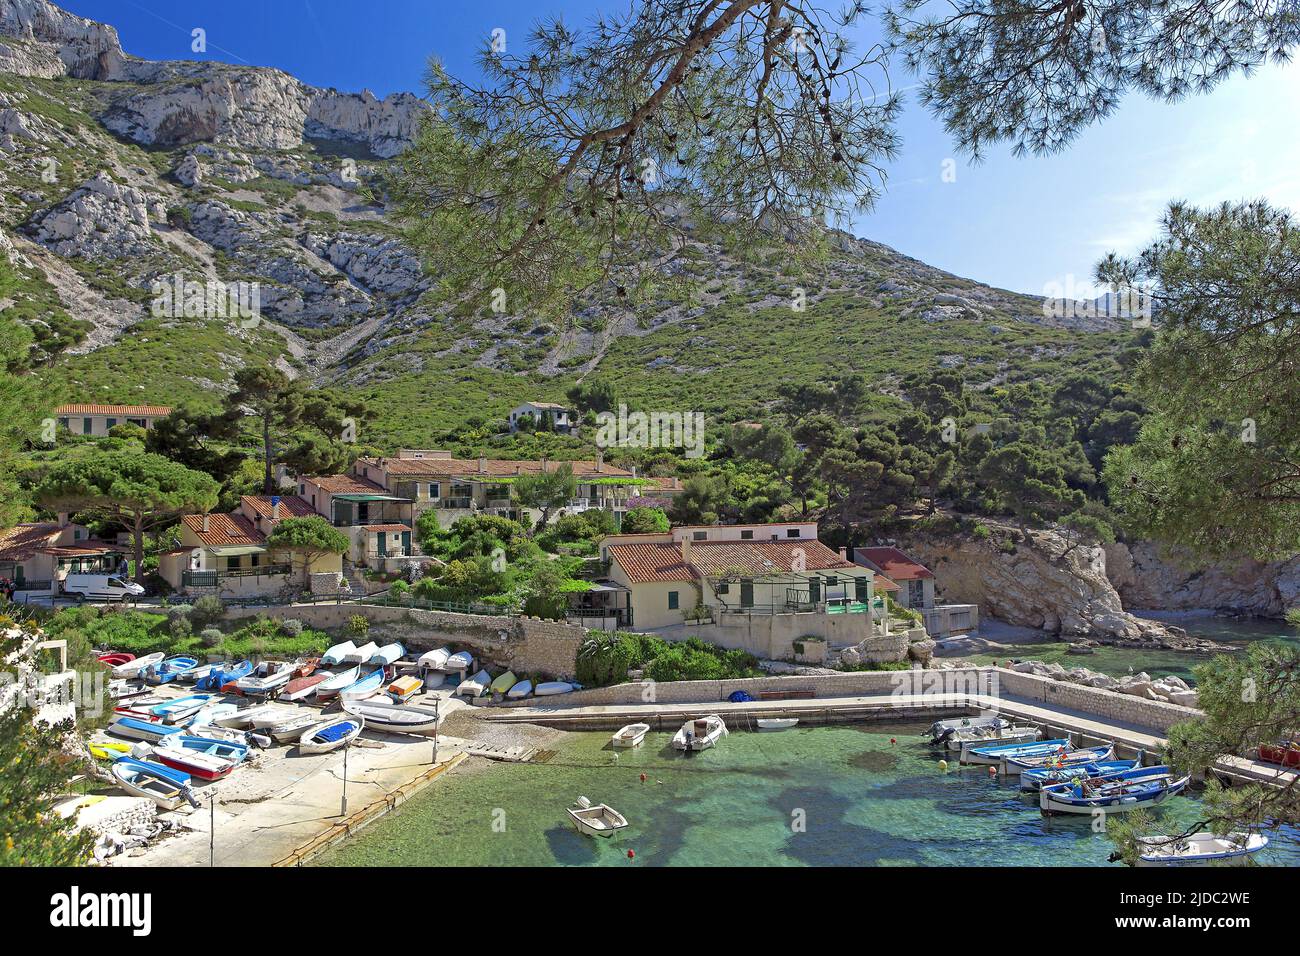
[178,662,217,685]
[506,679,532,699]
[672,715,728,751]
[1040,766,1190,815]
[314,665,361,700]
[369,643,404,666]
[443,650,474,672]
[209,704,278,729]
[341,699,440,734]
[338,667,386,702]
[185,702,240,729]
[343,642,379,664]
[611,723,650,748]
[111,757,195,810]
[456,668,492,698]
[534,681,578,696]
[265,714,328,743]
[299,716,364,754]
[755,718,799,731]
[235,660,296,697]
[322,640,358,666]
[946,724,1042,753]
[566,796,628,838]
[1135,832,1269,867]
[422,672,446,690]
[926,715,1007,745]
[418,646,451,671]
[111,652,164,680]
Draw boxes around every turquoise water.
[314,722,1300,867]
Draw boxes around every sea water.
[314,722,1300,867]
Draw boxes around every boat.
[281,673,330,702]
[1020,759,1139,792]
[534,681,579,696]
[1134,832,1269,867]
[143,655,199,685]
[418,647,451,671]
[208,703,278,729]
[506,679,532,699]
[672,715,728,751]
[315,665,362,700]
[266,714,328,743]
[387,675,423,702]
[107,679,149,702]
[443,650,474,673]
[456,669,492,698]
[178,662,216,685]
[294,658,320,678]
[944,724,1042,753]
[152,735,248,780]
[110,757,196,810]
[1003,744,1115,776]
[566,796,629,838]
[926,715,1008,746]
[343,641,379,664]
[611,723,650,748]
[111,652,163,679]
[147,694,221,723]
[235,660,296,697]
[185,702,240,729]
[1039,765,1190,815]
[341,698,440,733]
[107,714,187,743]
[299,716,364,754]
[755,718,799,731]
[369,643,404,666]
[1257,740,1300,768]
[88,738,132,761]
[339,667,387,702]
[98,652,134,669]
[423,672,446,690]
[489,671,517,695]
[195,659,252,691]
[961,737,1069,766]
[322,640,358,666]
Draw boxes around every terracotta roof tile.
[360,456,633,479]
[54,404,172,416]
[0,523,63,561]
[305,475,390,495]
[181,513,265,547]
[360,524,411,533]
[240,495,317,520]
[608,540,857,584]
[854,546,934,581]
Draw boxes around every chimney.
[201,514,210,534]
[56,511,69,528]
[478,456,487,474]
[839,547,848,560]
[271,496,280,520]
[680,537,692,564]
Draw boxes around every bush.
[347,615,370,638]
[280,618,304,636]
[200,627,224,648]
[388,580,410,597]
[168,614,192,640]
[576,631,758,686]
[166,604,193,624]
[190,595,226,629]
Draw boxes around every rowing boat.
[1040,765,1189,815]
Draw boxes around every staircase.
[341,560,368,596]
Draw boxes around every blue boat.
[962,738,1069,766]
[1004,744,1115,776]
[147,693,220,723]
[170,735,249,763]
[110,756,195,809]
[338,667,386,702]
[107,714,187,742]
[143,655,199,685]
[195,659,253,691]
[1040,765,1190,815]
[1020,759,1139,791]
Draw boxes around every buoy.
[988,766,998,776]
[639,773,646,782]
[890,737,897,745]
[627,849,635,859]
[937,759,948,771]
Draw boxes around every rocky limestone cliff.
[1105,540,1300,617]
[898,521,1233,652]
[0,0,124,80]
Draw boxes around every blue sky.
[61,0,1300,297]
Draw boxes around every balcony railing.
[437,497,473,510]
[183,564,292,587]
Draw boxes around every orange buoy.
[627,849,635,859]
[639,773,647,782]
[890,737,897,745]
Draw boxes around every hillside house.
[853,546,979,639]
[54,404,172,436]
[0,518,124,599]
[159,496,343,598]
[350,450,651,528]
[294,474,415,571]
[508,401,577,435]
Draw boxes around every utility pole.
[209,795,215,866]
[341,742,349,816]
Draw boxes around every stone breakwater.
[1005,658,1198,708]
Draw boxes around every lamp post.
[209,794,216,867]
[341,742,349,816]
[432,696,439,765]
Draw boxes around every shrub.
[190,595,226,629]
[200,627,224,648]
[280,618,304,636]
[166,604,193,624]
[388,580,410,597]
[168,614,192,640]
[347,615,370,638]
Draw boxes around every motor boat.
[672,715,727,751]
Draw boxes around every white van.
[61,574,145,602]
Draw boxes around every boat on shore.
[534,681,579,696]
[443,650,474,673]
[314,665,361,700]
[343,642,379,664]
[339,667,386,702]
[299,717,364,754]
[612,723,650,748]
[147,694,221,724]
[1039,765,1189,815]
[456,669,492,698]
[143,655,199,685]
[418,646,451,671]
[1133,832,1269,867]
[209,703,278,729]
[961,738,1069,767]
[755,717,799,731]
[110,757,196,810]
[195,659,252,692]
[369,643,404,666]
[566,796,628,838]
[506,679,532,699]
[107,714,187,743]
[341,698,440,734]
[322,640,358,666]
[235,660,296,697]
[387,675,423,702]
[282,672,330,702]
[111,652,163,680]
[672,715,728,751]
[1020,759,1139,791]
[98,652,134,669]
[265,714,327,743]
[1257,740,1300,768]
[152,735,248,780]
[490,671,517,696]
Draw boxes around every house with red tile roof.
[349,450,661,529]
[0,518,125,597]
[291,473,415,572]
[158,495,344,598]
[54,404,172,437]
[853,546,978,638]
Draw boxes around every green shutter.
[740,580,754,607]
[855,577,869,603]
[808,578,820,602]
[668,590,679,610]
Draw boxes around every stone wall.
[224,603,585,679]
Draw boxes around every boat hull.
[612,723,650,748]
[1136,833,1269,867]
